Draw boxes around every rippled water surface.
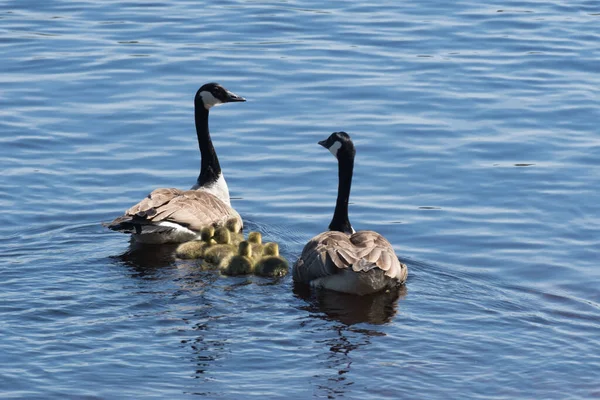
[2,0,600,398]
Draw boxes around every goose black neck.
[194,104,221,187]
[328,149,354,234]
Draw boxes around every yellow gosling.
[222,241,254,276]
[200,226,216,243]
[204,246,236,267]
[203,227,236,266]
[225,217,244,245]
[254,242,289,277]
[175,226,215,259]
[213,227,231,244]
[247,231,263,261]
[225,218,242,234]
[262,242,279,256]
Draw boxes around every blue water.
[1,0,600,398]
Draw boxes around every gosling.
[222,241,254,276]
[203,227,236,267]
[247,231,263,261]
[225,217,244,245]
[175,226,215,259]
[254,243,289,277]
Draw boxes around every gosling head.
[213,227,231,244]
[195,82,246,111]
[247,231,262,245]
[238,241,252,258]
[262,242,280,257]
[225,218,242,234]
[200,226,215,242]
[318,131,355,160]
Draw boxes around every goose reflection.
[315,324,373,398]
[110,240,180,278]
[111,241,228,383]
[293,288,407,398]
[294,283,407,325]
[180,319,229,381]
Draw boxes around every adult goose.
[106,83,245,244]
[293,132,408,295]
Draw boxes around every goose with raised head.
[105,83,246,244]
[293,132,408,295]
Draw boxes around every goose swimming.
[105,83,246,244]
[293,132,408,295]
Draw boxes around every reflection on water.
[315,327,360,398]
[111,240,179,275]
[294,283,407,325]
[181,316,230,382]
[312,315,392,398]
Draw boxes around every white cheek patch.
[328,141,342,158]
[200,91,222,110]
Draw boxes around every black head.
[318,131,356,160]
[195,82,246,110]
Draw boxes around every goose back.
[293,230,407,295]
[106,187,242,243]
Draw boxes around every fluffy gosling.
[175,226,215,259]
[247,231,264,261]
[225,217,244,245]
[222,241,254,276]
[254,242,289,277]
[203,227,236,266]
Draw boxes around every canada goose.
[293,132,408,295]
[105,83,246,244]
[254,243,289,277]
[222,241,254,276]
[247,231,264,261]
[175,226,215,259]
[203,227,236,266]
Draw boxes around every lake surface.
[1,0,599,398]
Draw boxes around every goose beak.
[225,90,246,103]
[318,139,328,148]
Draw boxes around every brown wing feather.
[108,188,242,233]
[126,188,183,216]
[293,230,408,285]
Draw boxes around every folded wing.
[105,188,242,235]
[293,230,407,285]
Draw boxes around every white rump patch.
[328,141,342,158]
[200,91,222,110]
[133,221,198,244]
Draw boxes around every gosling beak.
[225,90,246,103]
[318,139,328,148]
